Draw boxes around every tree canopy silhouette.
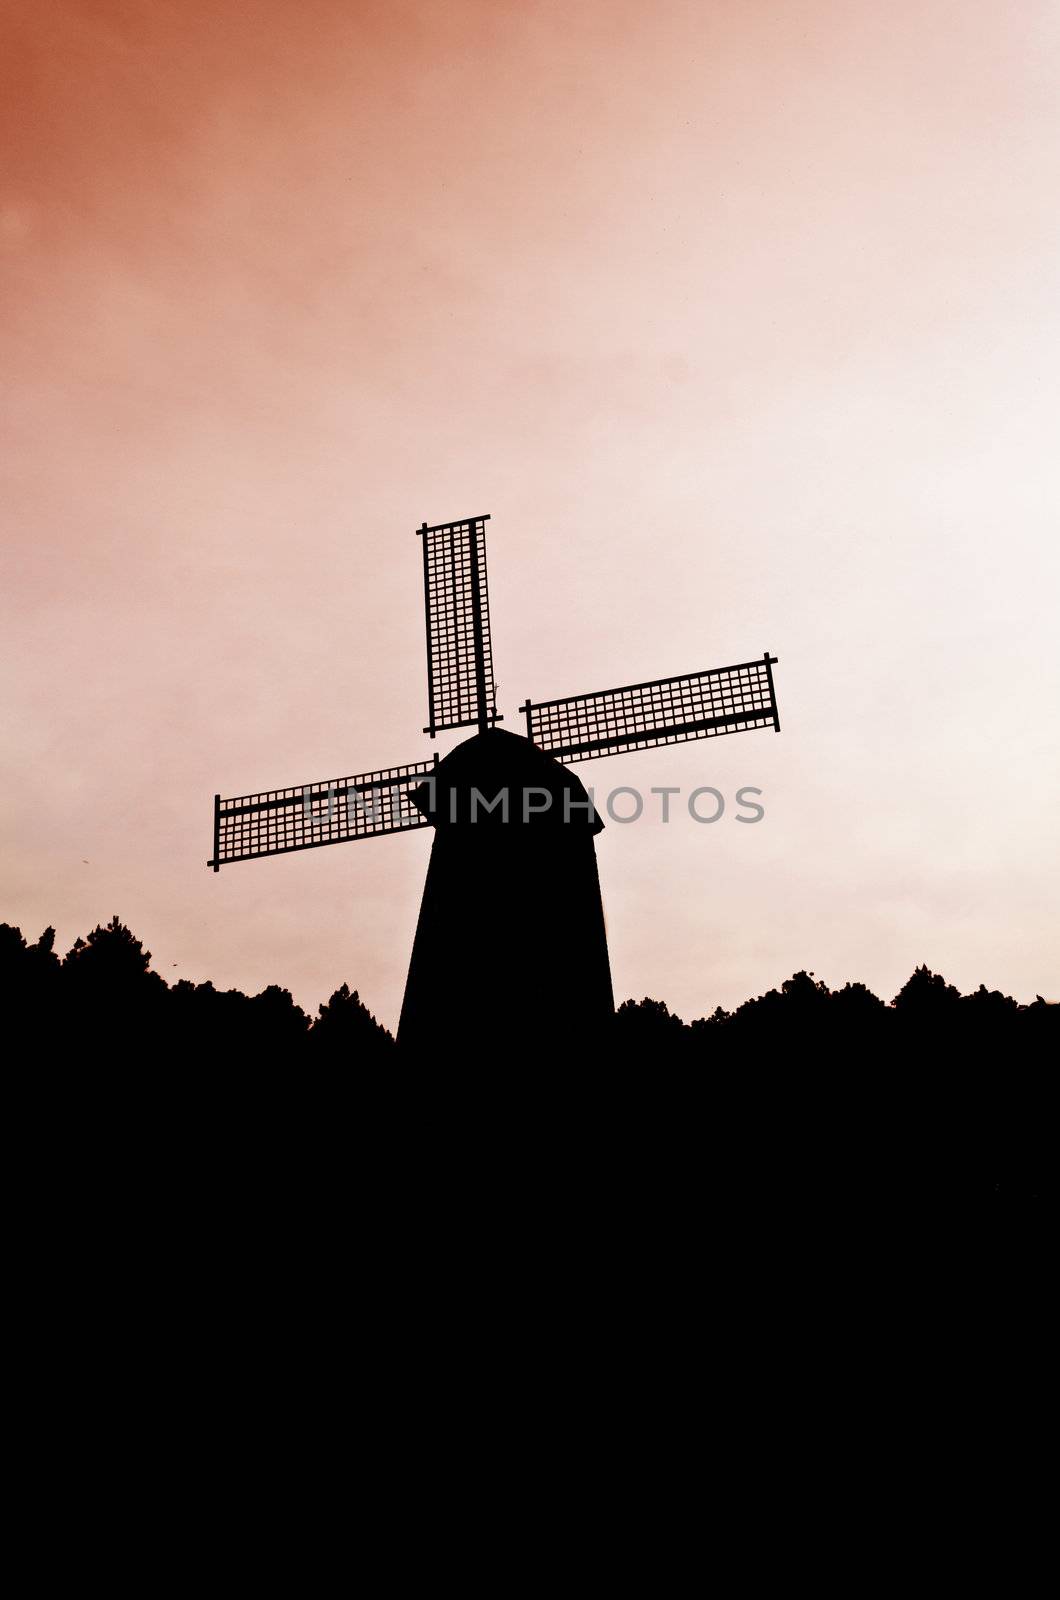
[1,914,1052,1231]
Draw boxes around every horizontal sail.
[209,757,437,869]
[521,655,779,763]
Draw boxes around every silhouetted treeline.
[613,969,1056,1230]
[8,914,1053,1060]
[0,915,395,1062]
[3,914,1053,1239]
[615,964,1057,1062]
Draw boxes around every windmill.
[208,514,780,1053]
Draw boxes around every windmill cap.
[411,727,604,831]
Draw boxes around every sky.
[2,0,1058,1028]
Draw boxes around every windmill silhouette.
[208,514,780,1053]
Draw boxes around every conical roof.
[410,727,603,832]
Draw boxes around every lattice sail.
[209,757,438,869]
[418,514,500,737]
[521,655,780,763]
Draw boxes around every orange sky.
[2,0,1058,1026]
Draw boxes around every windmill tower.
[209,514,781,1052]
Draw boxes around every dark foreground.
[5,915,1053,1239]
[6,911,1051,1553]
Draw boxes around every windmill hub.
[410,727,603,830]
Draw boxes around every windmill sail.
[520,654,779,763]
[418,514,500,737]
[209,757,438,869]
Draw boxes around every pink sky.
[3,0,1058,1027]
